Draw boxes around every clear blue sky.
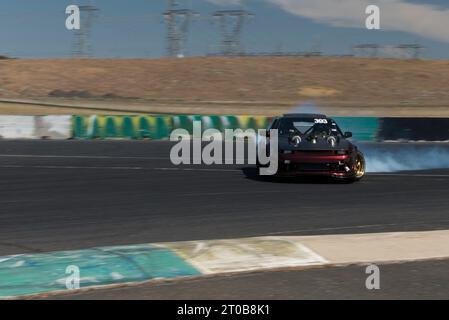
[0,0,448,59]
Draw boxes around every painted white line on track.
[166,171,449,177]
[0,154,247,162]
[0,165,144,170]
[1,163,449,177]
[154,167,241,172]
[179,190,291,197]
[369,173,449,177]
[0,154,167,160]
[0,165,242,172]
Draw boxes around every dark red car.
[262,113,366,182]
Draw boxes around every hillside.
[0,57,448,116]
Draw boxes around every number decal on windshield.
[314,119,328,124]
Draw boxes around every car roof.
[282,113,328,119]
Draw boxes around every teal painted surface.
[333,117,380,142]
[0,244,200,298]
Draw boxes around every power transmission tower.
[72,1,99,58]
[163,0,198,57]
[212,10,254,56]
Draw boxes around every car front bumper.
[277,152,357,178]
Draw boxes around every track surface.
[52,258,449,300]
[1,140,449,257]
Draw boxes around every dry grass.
[0,57,448,116]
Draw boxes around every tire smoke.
[362,144,449,173]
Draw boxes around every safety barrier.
[171,115,272,133]
[73,115,173,140]
[72,115,272,140]
[0,114,378,141]
[334,117,380,142]
[0,115,446,142]
[378,118,449,141]
[72,115,378,141]
[0,116,72,139]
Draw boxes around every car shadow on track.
[241,167,354,184]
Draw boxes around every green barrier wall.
[333,117,380,142]
[171,115,271,133]
[73,115,173,140]
[73,115,378,141]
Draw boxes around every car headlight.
[327,136,337,147]
[290,135,302,146]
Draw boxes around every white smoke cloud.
[206,0,449,43]
[364,146,449,173]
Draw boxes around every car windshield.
[278,117,342,137]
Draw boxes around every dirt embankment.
[0,57,448,116]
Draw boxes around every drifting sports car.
[262,113,365,181]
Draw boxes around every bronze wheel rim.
[355,155,365,178]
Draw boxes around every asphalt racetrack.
[1,140,449,299]
[1,140,449,257]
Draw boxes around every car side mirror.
[344,132,353,138]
